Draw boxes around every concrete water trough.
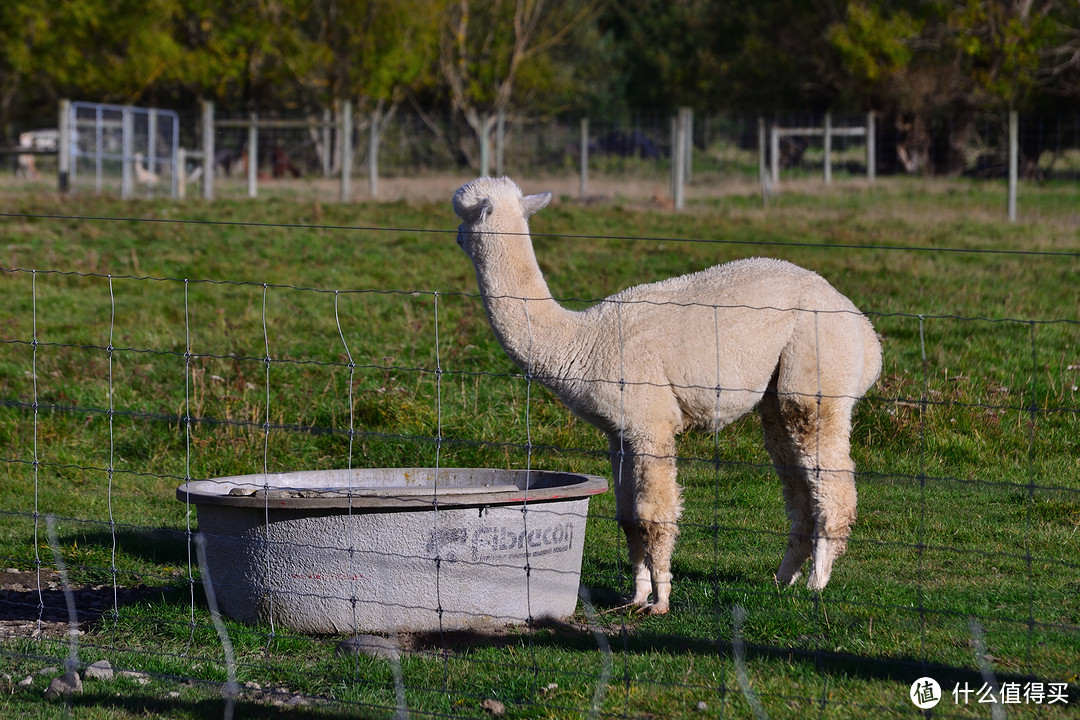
[176,467,607,634]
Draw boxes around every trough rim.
[176,467,607,510]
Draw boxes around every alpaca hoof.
[635,601,669,616]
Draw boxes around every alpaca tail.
[859,315,883,397]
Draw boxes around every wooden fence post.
[680,106,693,183]
[758,116,770,205]
[322,107,332,177]
[339,101,353,202]
[479,113,491,177]
[246,112,258,198]
[1008,109,1018,222]
[368,107,380,199]
[121,108,134,200]
[824,112,832,185]
[579,117,589,199]
[866,112,876,182]
[177,148,186,199]
[201,100,214,200]
[58,99,71,193]
[770,122,780,189]
[495,110,505,177]
[672,110,689,210]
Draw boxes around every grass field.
[0,177,1078,718]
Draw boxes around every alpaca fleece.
[453,176,882,613]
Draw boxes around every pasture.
[0,177,1077,718]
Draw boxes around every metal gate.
[67,101,180,199]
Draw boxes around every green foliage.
[828,2,921,85]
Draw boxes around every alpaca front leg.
[775,491,813,586]
[759,390,814,586]
[633,451,682,615]
[619,520,652,606]
[637,517,678,614]
[611,438,652,607]
[806,462,857,591]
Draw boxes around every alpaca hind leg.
[633,445,682,614]
[760,388,814,585]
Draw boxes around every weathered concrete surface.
[179,468,606,633]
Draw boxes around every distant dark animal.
[215,148,241,177]
[271,144,302,179]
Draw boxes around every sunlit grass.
[0,179,1077,718]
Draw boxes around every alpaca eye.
[456,227,466,248]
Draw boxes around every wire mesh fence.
[8,107,1080,211]
[0,193,1077,718]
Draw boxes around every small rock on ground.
[84,660,114,680]
[44,671,82,698]
[481,698,506,716]
[119,670,151,685]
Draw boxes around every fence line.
[11,102,1080,215]
[0,216,1077,717]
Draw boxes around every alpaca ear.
[521,192,551,217]
[475,197,493,222]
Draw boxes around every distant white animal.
[133,153,159,187]
[452,176,882,614]
[15,132,40,180]
[15,154,39,180]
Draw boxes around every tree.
[172,0,316,110]
[437,0,603,168]
[0,0,187,134]
[303,0,442,177]
[828,0,1063,174]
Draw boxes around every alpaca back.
[571,257,879,433]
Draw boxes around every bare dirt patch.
[0,568,163,640]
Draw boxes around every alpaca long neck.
[472,241,577,375]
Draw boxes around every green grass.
[0,178,1078,718]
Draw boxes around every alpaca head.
[452,176,551,260]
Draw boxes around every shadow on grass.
[64,690,396,719]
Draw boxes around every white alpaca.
[452,176,882,614]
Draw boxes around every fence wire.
[0,212,1077,719]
